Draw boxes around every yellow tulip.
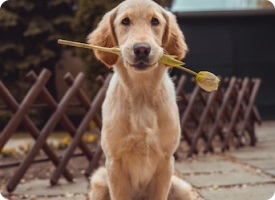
[196,71,220,92]
[57,39,220,92]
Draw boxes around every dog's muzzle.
[131,42,152,70]
[133,42,151,58]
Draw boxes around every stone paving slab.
[255,122,275,139]
[228,148,275,160]
[240,158,275,170]
[266,169,275,177]
[37,195,87,200]
[1,121,274,200]
[199,184,275,200]
[257,137,275,145]
[9,177,89,197]
[181,169,274,188]
[175,155,241,174]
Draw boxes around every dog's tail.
[89,167,110,200]
[89,167,192,200]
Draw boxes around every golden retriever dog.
[88,0,191,199]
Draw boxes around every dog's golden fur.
[87,0,191,199]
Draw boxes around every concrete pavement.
[176,120,275,200]
[2,121,275,200]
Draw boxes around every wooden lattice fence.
[0,69,261,192]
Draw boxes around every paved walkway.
[2,121,275,200]
[176,120,275,200]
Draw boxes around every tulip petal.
[195,71,220,92]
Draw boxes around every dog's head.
[87,0,188,72]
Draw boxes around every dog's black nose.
[133,43,151,58]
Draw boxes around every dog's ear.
[87,8,118,67]
[162,11,188,60]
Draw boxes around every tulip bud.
[195,71,220,92]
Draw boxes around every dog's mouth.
[128,61,158,71]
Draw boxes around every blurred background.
[0,0,274,129]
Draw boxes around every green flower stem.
[172,65,198,76]
[57,39,121,55]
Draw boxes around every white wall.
[171,0,260,12]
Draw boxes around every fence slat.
[64,73,103,129]
[179,84,201,146]
[6,72,85,192]
[50,74,112,185]
[0,74,73,181]
[223,77,250,151]
[205,77,237,152]
[0,69,51,151]
[239,78,261,146]
[188,90,218,157]
[85,145,103,176]
[26,71,94,160]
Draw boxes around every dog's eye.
[151,17,159,26]
[122,17,130,26]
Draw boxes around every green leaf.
[159,54,185,67]
[0,43,23,55]
[0,9,19,28]
[53,15,74,26]
[41,48,57,61]
[48,0,73,7]
[23,18,53,37]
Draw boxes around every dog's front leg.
[106,158,132,200]
[149,156,174,200]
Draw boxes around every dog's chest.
[103,87,179,158]
[121,136,160,191]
